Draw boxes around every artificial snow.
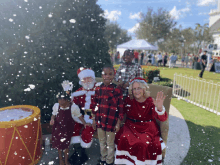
[0,109,32,122]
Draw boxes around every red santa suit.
[70,67,98,148]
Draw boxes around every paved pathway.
[163,105,190,165]
[37,104,191,165]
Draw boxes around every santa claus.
[69,67,97,165]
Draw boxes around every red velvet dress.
[52,104,75,150]
[115,97,168,165]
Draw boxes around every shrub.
[152,77,173,87]
[143,68,160,83]
[153,81,173,88]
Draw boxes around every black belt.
[127,117,152,123]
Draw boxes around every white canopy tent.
[117,39,158,58]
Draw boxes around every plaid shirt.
[115,62,143,97]
[91,83,123,132]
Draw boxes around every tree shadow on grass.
[173,88,191,97]
[181,120,220,165]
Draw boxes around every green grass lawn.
[171,98,220,165]
[114,64,220,164]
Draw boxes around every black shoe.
[68,149,79,165]
[70,147,89,165]
[97,160,106,165]
[79,148,88,164]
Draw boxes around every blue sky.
[97,0,219,37]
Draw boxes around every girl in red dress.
[50,80,89,165]
[115,77,168,165]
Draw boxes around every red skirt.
[115,120,165,165]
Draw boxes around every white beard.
[82,81,95,90]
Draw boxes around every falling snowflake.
[60,138,66,142]
[29,84,35,89]
[208,159,213,162]
[13,14,16,17]
[14,151,17,155]
[69,19,76,23]
[121,69,125,73]
[39,6,42,9]
[24,88,31,92]
[25,36,30,39]
[62,20,66,24]
[9,18,13,22]
[24,125,28,128]
[48,13,53,18]
[95,106,99,111]
[48,161,54,165]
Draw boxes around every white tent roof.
[117,39,158,50]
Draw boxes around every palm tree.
[194,23,212,53]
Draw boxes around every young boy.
[91,65,124,165]
[115,49,143,99]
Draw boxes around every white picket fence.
[173,73,220,115]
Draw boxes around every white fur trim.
[72,116,83,124]
[160,137,166,151]
[84,91,95,109]
[78,69,95,80]
[81,138,93,148]
[129,79,148,87]
[71,90,87,98]
[114,158,134,165]
[84,115,93,124]
[95,82,103,86]
[155,106,165,115]
[115,144,162,165]
[70,136,81,144]
[71,90,95,111]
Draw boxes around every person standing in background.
[146,52,152,65]
[134,50,139,64]
[163,52,168,67]
[157,52,163,67]
[115,49,143,99]
[185,53,189,68]
[181,55,185,67]
[199,50,207,78]
[151,52,155,66]
[140,51,144,65]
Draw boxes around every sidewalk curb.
[163,104,191,165]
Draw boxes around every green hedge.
[143,68,160,83]
[152,77,173,87]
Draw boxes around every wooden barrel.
[0,105,42,165]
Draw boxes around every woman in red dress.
[115,77,168,165]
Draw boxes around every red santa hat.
[129,77,148,86]
[77,67,95,85]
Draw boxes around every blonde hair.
[128,81,150,99]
